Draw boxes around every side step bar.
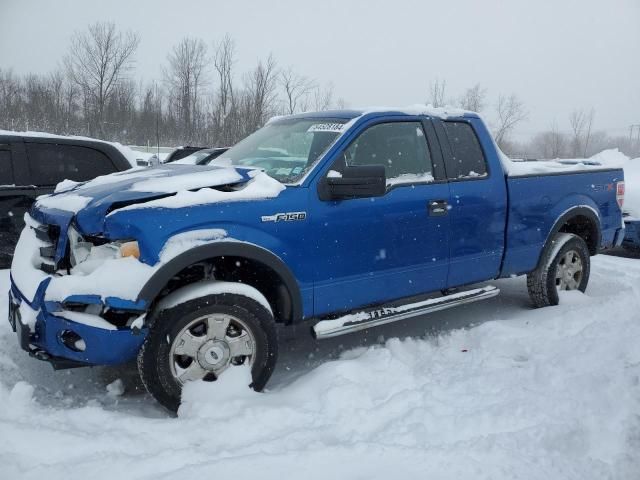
[313,285,500,339]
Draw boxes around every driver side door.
[311,118,451,316]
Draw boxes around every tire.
[526,233,590,308]
[138,289,278,412]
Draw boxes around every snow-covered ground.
[1,254,639,479]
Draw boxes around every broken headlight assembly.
[68,226,140,272]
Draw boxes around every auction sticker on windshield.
[307,123,346,133]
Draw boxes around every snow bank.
[568,149,640,219]
[589,148,630,168]
[1,254,639,479]
[623,158,640,219]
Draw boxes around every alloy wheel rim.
[169,313,256,384]
[555,249,583,291]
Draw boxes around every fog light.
[60,330,86,352]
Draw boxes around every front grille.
[33,223,61,273]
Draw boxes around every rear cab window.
[25,143,116,186]
[442,121,488,180]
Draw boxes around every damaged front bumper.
[8,209,151,369]
[8,276,148,369]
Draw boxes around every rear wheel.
[138,288,278,412]
[527,233,590,308]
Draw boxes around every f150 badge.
[261,212,307,223]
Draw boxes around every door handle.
[428,200,448,216]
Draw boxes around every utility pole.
[155,81,160,158]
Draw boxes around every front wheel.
[526,233,590,308]
[138,286,278,412]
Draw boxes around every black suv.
[0,134,132,267]
[163,146,208,163]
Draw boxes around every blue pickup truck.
[8,107,625,411]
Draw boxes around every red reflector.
[616,181,625,209]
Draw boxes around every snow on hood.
[35,164,285,219]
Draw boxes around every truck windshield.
[209,118,349,183]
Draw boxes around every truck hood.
[34,164,285,234]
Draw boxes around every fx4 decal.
[261,212,307,223]
[591,183,614,192]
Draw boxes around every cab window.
[341,122,434,186]
[26,144,116,186]
[442,122,488,179]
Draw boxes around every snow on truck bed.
[501,148,628,176]
[1,254,639,479]
[503,148,640,218]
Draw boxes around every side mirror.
[318,165,386,201]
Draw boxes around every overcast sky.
[1,0,638,140]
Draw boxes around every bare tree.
[280,67,315,114]
[531,121,568,159]
[458,83,487,112]
[65,22,139,137]
[211,35,237,144]
[569,109,585,156]
[582,109,595,157]
[547,121,567,158]
[243,54,278,134]
[0,68,23,130]
[311,82,334,111]
[163,37,208,142]
[427,79,447,107]
[494,94,528,149]
[569,108,595,157]
[334,97,348,110]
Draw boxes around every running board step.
[313,285,500,339]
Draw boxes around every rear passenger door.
[433,119,508,287]
[25,142,118,197]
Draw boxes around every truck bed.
[501,168,625,276]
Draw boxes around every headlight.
[68,227,140,269]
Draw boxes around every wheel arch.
[137,242,303,324]
[535,206,601,270]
